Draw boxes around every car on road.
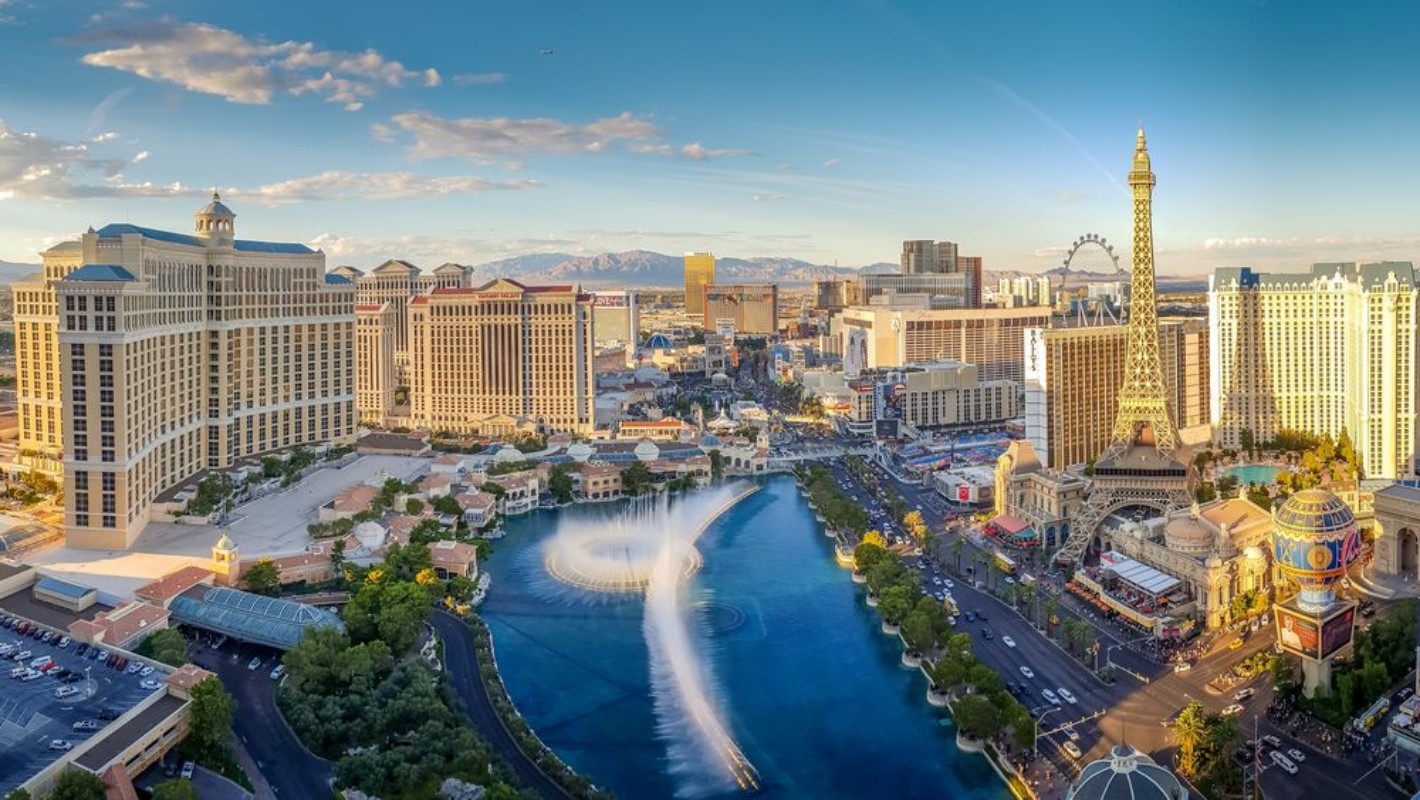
[1058,688,1077,704]
[1286,747,1306,762]
[1229,639,1244,650]
[1042,689,1060,705]
[1234,688,1256,701]
[1002,636,1016,648]
[1004,576,1016,585]
[270,665,286,680]
[1173,662,1192,673]
[1270,750,1298,774]
[1062,741,1082,759]
[1262,734,1281,748]
[1020,666,1034,679]
[181,761,195,780]
[1222,704,1245,716]
[943,579,954,589]
[981,628,993,640]
[1066,726,1080,742]
[247,657,262,671]
[48,740,72,751]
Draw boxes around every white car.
[54,686,80,699]
[1286,748,1306,763]
[1234,687,1256,701]
[1261,734,1281,748]
[1269,750,1297,774]
[1173,662,1193,673]
[247,657,262,671]
[1019,666,1034,680]
[139,666,154,677]
[140,678,161,690]
[1062,741,1082,759]
[1004,576,1016,585]
[943,579,954,589]
[1058,687,1078,704]
[1002,636,1016,648]
[1041,689,1060,705]
[48,740,72,751]
[1222,704,1245,716]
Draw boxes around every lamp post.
[1034,706,1063,758]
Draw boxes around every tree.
[950,538,964,574]
[1171,700,1208,777]
[952,693,1002,738]
[900,612,934,655]
[708,449,724,481]
[145,628,189,667]
[862,530,888,549]
[187,676,236,763]
[854,541,889,573]
[621,461,653,495]
[1239,428,1256,455]
[1246,482,1271,509]
[46,771,104,800]
[432,494,462,517]
[877,585,914,625]
[343,576,433,653]
[1216,473,1239,498]
[405,498,425,516]
[1042,597,1059,635]
[329,537,347,585]
[384,541,434,581]
[903,511,927,540]
[1195,481,1217,503]
[242,558,281,597]
[548,465,575,504]
[4,789,32,800]
[151,779,198,800]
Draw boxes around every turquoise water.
[479,476,1007,800]
[1223,464,1284,485]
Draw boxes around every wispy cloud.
[453,72,505,86]
[234,171,542,205]
[751,193,787,202]
[0,118,179,200]
[386,110,752,166]
[822,158,839,168]
[73,20,440,110]
[87,87,131,134]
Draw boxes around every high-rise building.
[52,194,356,550]
[901,240,959,274]
[1023,320,1210,468]
[332,260,469,383]
[12,242,86,475]
[813,279,861,311]
[589,290,639,346]
[860,240,982,308]
[355,302,397,426]
[1209,262,1418,479]
[684,252,716,319]
[704,284,779,335]
[839,305,1050,383]
[408,279,595,434]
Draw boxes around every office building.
[355,302,397,426]
[53,194,356,550]
[813,279,861,311]
[860,272,975,309]
[839,305,1050,382]
[704,284,778,335]
[331,260,468,382]
[408,279,595,435]
[684,252,716,319]
[1023,319,1210,468]
[802,361,1019,437]
[1209,263,1418,479]
[872,240,982,307]
[13,242,87,475]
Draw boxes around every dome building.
[1066,744,1187,800]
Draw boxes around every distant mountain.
[466,250,866,287]
[0,260,39,285]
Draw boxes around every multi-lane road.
[820,452,1396,799]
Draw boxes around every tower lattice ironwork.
[1052,127,1193,565]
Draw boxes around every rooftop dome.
[644,333,673,350]
[1163,511,1215,555]
[213,532,237,552]
[1067,743,1186,800]
[197,191,235,218]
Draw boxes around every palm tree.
[950,539,964,575]
[1042,597,1059,636]
[1019,584,1036,622]
[1170,701,1208,778]
[1204,714,1244,791]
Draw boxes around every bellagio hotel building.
[18,194,356,549]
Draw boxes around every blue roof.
[64,264,136,282]
[34,576,96,599]
[323,273,351,284]
[96,223,316,255]
[169,585,344,650]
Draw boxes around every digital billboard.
[844,328,868,378]
[874,419,900,440]
[877,380,901,420]
[1320,605,1356,659]
[1274,606,1321,660]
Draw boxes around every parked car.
[269,665,286,680]
[1270,750,1298,774]
[54,686,80,699]
[181,761,195,780]
[140,678,162,690]
[247,657,262,671]
[72,720,100,732]
[1173,662,1192,673]
[1262,734,1281,748]
[48,740,73,751]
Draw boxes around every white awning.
[1099,551,1180,597]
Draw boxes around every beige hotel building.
[840,305,1050,383]
[408,278,596,435]
[39,195,356,549]
[1209,263,1417,479]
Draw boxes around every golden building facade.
[704,284,778,335]
[53,195,356,549]
[355,302,397,426]
[1022,320,1210,469]
[408,279,595,434]
[332,260,468,383]
[839,305,1050,382]
[1209,263,1417,479]
[12,242,85,474]
[683,252,716,319]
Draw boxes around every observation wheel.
[1056,233,1127,325]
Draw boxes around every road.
[821,452,1398,799]
[192,645,334,800]
[431,610,574,800]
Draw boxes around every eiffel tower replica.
[1052,127,1194,565]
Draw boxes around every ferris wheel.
[1055,233,1128,325]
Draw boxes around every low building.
[321,483,380,522]
[168,584,344,651]
[429,540,478,580]
[577,463,623,501]
[33,576,98,613]
[932,466,997,505]
[1372,482,1420,579]
[619,418,691,441]
[454,490,498,528]
[807,362,1020,437]
[993,440,1089,552]
[417,472,454,499]
[67,601,170,650]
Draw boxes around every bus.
[993,552,1017,575]
[1354,698,1390,732]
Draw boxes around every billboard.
[844,327,869,378]
[877,380,901,420]
[1320,605,1356,659]
[874,419,900,440]
[715,318,736,341]
[591,292,629,308]
[1274,606,1323,659]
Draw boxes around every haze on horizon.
[1,1,1418,276]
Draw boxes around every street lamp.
[1033,706,1063,758]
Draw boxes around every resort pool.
[1223,464,1284,485]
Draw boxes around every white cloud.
[751,193,787,202]
[88,87,131,133]
[391,110,659,164]
[0,118,191,199]
[74,21,441,110]
[822,158,839,168]
[453,72,506,86]
[370,123,395,143]
[90,131,119,143]
[132,150,149,162]
[233,171,542,204]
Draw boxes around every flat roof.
[1099,551,1181,596]
[75,695,186,771]
[34,575,97,600]
[169,586,344,650]
[0,589,111,630]
[0,560,33,582]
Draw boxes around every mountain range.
[0,260,39,285]
[463,250,893,287]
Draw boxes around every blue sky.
[1,0,1418,275]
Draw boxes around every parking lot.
[0,613,165,796]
